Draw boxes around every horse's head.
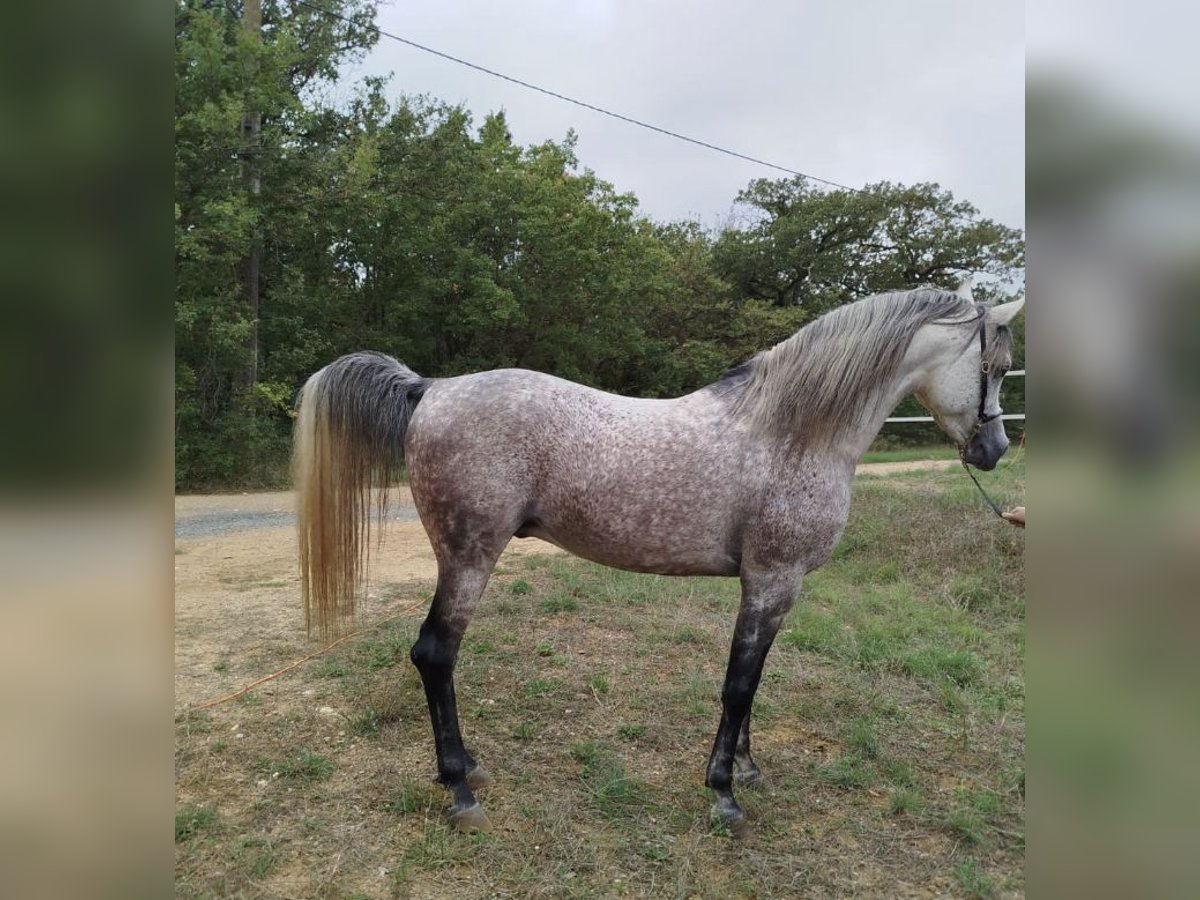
[913,296,1025,471]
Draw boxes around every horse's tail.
[294,352,428,638]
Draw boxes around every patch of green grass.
[351,710,382,738]
[570,741,601,767]
[901,647,984,686]
[359,632,409,671]
[943,805,986,846]
[312,658,348,678]
[231,836,276,879]
[880,758,917,788]
[540,593,579,614]
[617,723,646,741]
[468,637,495,654]
[210,739,228,754]
[847,717,880,759]
[818,753,875,791]
[176,805,220,842]
[780,605,851,658]
[508,579,534,595]
[390,827,490,888]
[572,741,647,820]
[963,787,1003,816]
[513,721,542,740]
[384,779,437,816]
[671,625,708,645]
[212,660,228,673]
[949,575,991,610]
[589,674,611,695]
[271,750,333,782]
[888,788,922,815]
[522,678,559,699]
[860,446,958,463]
[954,857,997,898]
[678,672,716,717]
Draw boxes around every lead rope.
[962,459,1006,519]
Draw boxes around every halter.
[961,310,1006,519]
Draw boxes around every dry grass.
[176,463,1024,898]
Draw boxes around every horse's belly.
[517,519,740,577]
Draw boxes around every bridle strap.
[976,312,1000,425]
[963,308,1006,520]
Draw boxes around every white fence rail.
[884,371,1025,424]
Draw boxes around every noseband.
[961,310,1006,519]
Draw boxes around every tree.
[713,178,1024,312]
[175,0,381,486]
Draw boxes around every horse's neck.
[812,344,933,467]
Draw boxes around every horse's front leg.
[733,712,763,786]
[705,573,799,830]
[409,566,495,831]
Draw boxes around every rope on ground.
[190,596,429,711]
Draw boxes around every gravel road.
[174,490,421,540]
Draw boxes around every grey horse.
[294,285,1024,832]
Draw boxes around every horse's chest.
[745,479,850,572]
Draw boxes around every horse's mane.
[724,288,994,446]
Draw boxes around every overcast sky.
[346,1,1024,230]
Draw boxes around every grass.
[176,460,1023,897]
[954,856,1000,898]
[264,751,333,782]
[860,444,958,463]
[175,805,219,843]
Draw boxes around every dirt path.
[174,502,559,711]
[854,458,959,476]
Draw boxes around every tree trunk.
[238,0,262,390]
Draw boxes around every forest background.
[175,0,1024,488]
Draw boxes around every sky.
[345,1,1024,230]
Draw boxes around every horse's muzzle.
[961,425,1009,471]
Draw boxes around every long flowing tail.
[294,352,427,638]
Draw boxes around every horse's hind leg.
[409,559,499,831]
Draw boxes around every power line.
[291,0,865,194]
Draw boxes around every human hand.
[1001,506,1025,527]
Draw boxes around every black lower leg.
[706,639,770,826]
[410,617,479,815]
[733,711,762,785]
[705,582,795,828]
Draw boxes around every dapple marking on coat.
[294,285,1024,833]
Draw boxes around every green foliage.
[175,4,1024,488]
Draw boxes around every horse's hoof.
[710,797,747,837]
[465,765,493,791]
[448,802,492,833]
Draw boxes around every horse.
[294,284,1024,833]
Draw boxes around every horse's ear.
[954,277,974,301]
[987,297,1025,326]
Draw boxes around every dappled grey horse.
[295,285,1024,832]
